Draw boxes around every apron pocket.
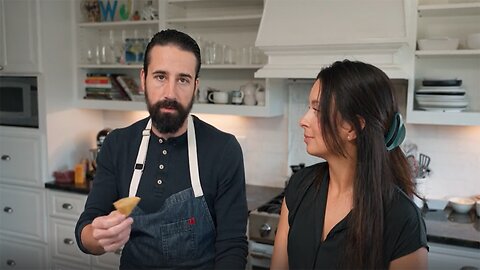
[161,217,197,263]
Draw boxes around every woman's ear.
[357,115,366,130]
[340,120,357,141]
[343,116,365,141]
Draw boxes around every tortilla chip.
[113,196,141,216]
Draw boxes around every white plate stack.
[415,79,468,112]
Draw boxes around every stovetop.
[256,192,284,215]
[249,191,284,245]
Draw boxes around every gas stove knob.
[260,223,272,237]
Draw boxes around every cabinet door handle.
[114,248,123,255]
[63,238,74,245]
[0,65,4,71]
[3,207,13,213]
[62,203,73,210]
[1,155,11,161]
[6,259,16,266]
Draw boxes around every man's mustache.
[156,99,180,111]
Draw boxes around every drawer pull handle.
[6,259,16,266]
[62,203,73,210]
[114,248,123,255]
[1,155,11,161]
[63,238,74,245]
[3,207,13,213]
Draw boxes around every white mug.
[231,90,244,105]
[196,87,208,103]
[255,88,265,106]
[208,91,229,104]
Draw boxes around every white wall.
[40,0,105,176]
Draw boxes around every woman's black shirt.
[285,162,428,269]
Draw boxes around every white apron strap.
[188,115,203,197]
[128,115,203,198]
[128,119,152,197]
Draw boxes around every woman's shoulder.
[387,187,424,222]
[287,162,325,188]
[384,187,428,261]
[285,162,327,208]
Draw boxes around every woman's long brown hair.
[315,60,415,269]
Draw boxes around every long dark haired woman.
[271,60,428,269]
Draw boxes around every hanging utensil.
[417,153,431,178]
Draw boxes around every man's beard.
[145,91,194,134]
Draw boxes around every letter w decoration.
[98,0,118,21]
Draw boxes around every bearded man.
[75,29,248,270]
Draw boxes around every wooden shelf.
[418,3,480,17]
[73,0,278,117]
[192,103,282,117]
[415,49,480,57]
[166,14,262,28]
[77,20,160,28]
[76,99,146,111]
[78,64,263,70]
[75,99,283,117]
[167,0,263,8]
[407,110,480,126]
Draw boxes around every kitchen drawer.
[428,242,480,270]
[51,259,90,270]
[92,249,121,270]
[0,236,47,270]
[0,184,46,242]
[49,218,91,265]
[0,135,41,187]
[48,190,87,220]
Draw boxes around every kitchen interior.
[0,0,479,269]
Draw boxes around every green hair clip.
[385,112,406,151]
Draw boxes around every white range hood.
[255,0,416,79]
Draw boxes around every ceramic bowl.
[418,38,459,50]
[426,197,449,211]
[449,197,475,214]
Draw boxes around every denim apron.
[120,115,216,269]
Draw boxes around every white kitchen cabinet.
[49,217,92,266]
[48,189,87,219]
[0,134,42,187]
[0,0,39,73]
[408,1,480,126]
[0,184,47,243]
[0,129,48,267]
[72,0,284,117]
[428,242,480,270]
[0,184,47,269]
[51,259,92,270]
[0,236,47,270]
[48,190,91,267]
[47,190,121,269]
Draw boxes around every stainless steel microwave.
[0,76,39,128]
